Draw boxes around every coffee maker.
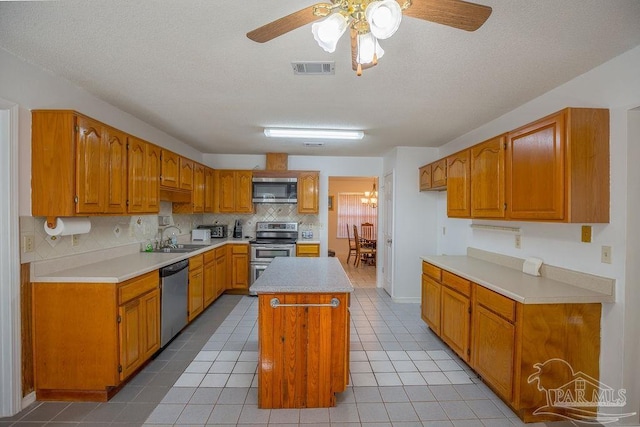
[233,219,243,238]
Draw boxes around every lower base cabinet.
[296,243,320,257]
[227,244,249,293]
[188,254,204,321]
[33,271,160,401]
[421,261,601,423]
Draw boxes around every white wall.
[434,45,640,422]
[0,48,201,217]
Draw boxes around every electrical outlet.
[601,245,612,264]
[23,234,34,253]
[581,225,592,243]
[515,234,521,249]
[71,234,79,247]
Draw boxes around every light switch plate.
[581,225,592,243]
[601,245,612,264]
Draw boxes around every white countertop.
[422,255,614,304]
[249,257,354,294]
[32,238,250,284]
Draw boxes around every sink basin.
[145,244,205,254]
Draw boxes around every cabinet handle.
[270,297,340,308]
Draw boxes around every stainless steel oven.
[249,222,298,288]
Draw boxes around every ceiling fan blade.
[401,0,492,32]
[247,5,321,43]
[351,29,377,75]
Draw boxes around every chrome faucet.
[158,225,182,248]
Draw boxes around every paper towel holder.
[46,216,57,229]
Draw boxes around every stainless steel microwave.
[252,177,297,203]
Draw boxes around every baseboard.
[391,296,420,304]
[21,392,35,409]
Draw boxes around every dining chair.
[353,225,376,267]
[360,222,375,242]
[346,223,357,265]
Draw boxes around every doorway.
[328,176,378,287]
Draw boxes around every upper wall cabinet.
[446,150,471,218]
[160,150,180,189]
[127,136,161,214]
[298,171,319,214]
[419,164,432,191]
[419,159,447,192]
[471,135,506,219]
[32,110,128,217]
[215,170,253,214]
[506,108,609,223]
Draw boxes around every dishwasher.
[160,259,189,347]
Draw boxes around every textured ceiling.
[1,1,639,157]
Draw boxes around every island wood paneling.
[257,293,349,409]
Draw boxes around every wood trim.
[21,263,34,397]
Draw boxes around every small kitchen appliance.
[252,176,297,203]
[196,224,227,238]
[191,228,211,243]
[233,219,243,238]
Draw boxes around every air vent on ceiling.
[292,61,335,75]
[303,142,325,147]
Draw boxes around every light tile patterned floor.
[1,261,576,426]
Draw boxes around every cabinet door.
[230,246,249,290]
[127,137,147,213]
[472,305,515,401]
[446,150,471,218]
[145,144,161,212]
[193,163,205,213]
[179,157,194,191]
[218,170,236,213]
[118,299,143,380]
[431,159,447,188]
[215,251,227,297]
[235,170,254,213]
[506,113,565,220]
[203,259,216,308]
[161,150,179,188]
[296,243,320,257]
[298,171,319,214]
[419,164,432,191]
[421,274,441,336]
[141,289,160,361]
[103,127,128,214]
[204,167,215,213]
[188,267,204,321]
[76,116,105,213]
[471,135,505,218]
[440,286,470,361]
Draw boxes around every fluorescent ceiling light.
[264,128,364,140]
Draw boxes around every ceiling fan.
[247,0,492,76]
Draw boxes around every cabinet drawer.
[231,244,248,254]
[215,247,227,258]
[189,254,204,270]
[475,285,516,322]
[118,271,159,305]
[422,262,442,281]
[442,271,471,297]
[297,244,320,257]
[203,249,216,264]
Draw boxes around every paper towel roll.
[523,257,543,276]
[44,217,92,236]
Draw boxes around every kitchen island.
[249,257,354,409]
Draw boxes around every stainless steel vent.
[292,62,335,75]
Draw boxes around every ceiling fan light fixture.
[357,32,384,64]
[311,13,348,53]
[365,0,402,39]
[264,128,364,140]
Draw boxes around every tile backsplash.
[21,202,319,263]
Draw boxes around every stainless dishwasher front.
[160,259,189,347]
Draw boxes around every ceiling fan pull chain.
[356,63,363,76]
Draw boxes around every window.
[337,192,377,238]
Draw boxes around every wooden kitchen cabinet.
[32,110,128,217]
[296,243,320,257]
[506,108,609,222]
[298,171,320,214]
[446,150,471,218]
[160,149,180,189]
[32,271,160,401]
[127,136,160,214]
[188,254,204,321]
[215,170,254,213]
[440,271,471,362]
[228,244,249,292]
[215,247,228,297]
[418,159,447,192]
[471,135,506,218]
[173,162,205,214]
[179,157,194,191]
[203,250,216,308]
[204,167,216,213]
[421,273,441,335]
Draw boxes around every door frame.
[0,100,22,416]
[383,170,394,296]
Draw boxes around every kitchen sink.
[145,244,206,254]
